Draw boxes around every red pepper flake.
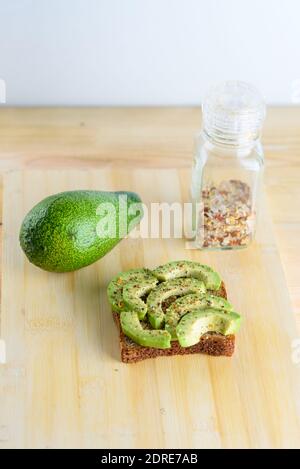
[198,180,252,248]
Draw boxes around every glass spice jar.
[191,81,266,249]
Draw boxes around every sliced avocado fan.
[120,311,171,349]
[165,293,234,339]
[152,260,222,291]
[123,277,158,320]
[147,277,206,329]
[107,268,158,312]
[107,261,242,350]
[176,309,242,348]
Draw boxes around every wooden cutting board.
[1,169,300,449]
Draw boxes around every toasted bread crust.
[207,281,227,299]
[113,312,235,363]
[112,281,235,363]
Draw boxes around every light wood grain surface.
[0,107,299,327]
[1,168,299,449]
[0,108,300,449]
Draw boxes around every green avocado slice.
[147,278,206,329]
[107,268,158,312]
[176,309,242,348]
[123,278,158,320]
[152,260,222,291]
[165,293,234,339]
[120,311,171,349]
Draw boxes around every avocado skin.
[19,190,143,272]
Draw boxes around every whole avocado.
[19,190,143,272]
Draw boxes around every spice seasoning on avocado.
[198,179,253,248]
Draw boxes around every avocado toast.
[107,261,242,363]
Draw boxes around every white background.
[0,0,299,106]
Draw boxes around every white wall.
[0,0,300,106]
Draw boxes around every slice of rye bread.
[112,281,235,363]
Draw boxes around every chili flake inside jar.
[198,180,254,248]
